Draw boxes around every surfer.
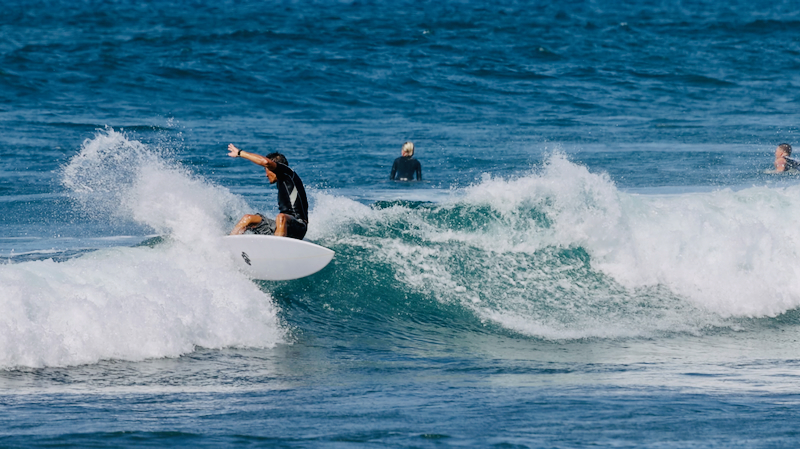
[774,143,800,172]
[227,144,309,240]
[390,141,422,181]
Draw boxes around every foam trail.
[0,129,284,368]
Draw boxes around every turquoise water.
[3,0,800,446]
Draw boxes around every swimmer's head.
[402,141,414,157]
[776,143,792,158]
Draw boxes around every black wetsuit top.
[786,157,800,171]
[390,156,422,181]
[272,162,309,222]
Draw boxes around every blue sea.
[3,0,800,446]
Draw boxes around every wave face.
[309,155,800,339]
[4,130,800,368]
[0,130,285,368]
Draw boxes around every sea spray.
[61,128,249,240]
[0,129,286,369]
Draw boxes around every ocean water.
[3,0,800,446]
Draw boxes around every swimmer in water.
[774,143,800,172]
[390,141,422,181]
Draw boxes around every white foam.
[0,129,285,369]
[311,153,800,339]
[0,242,283,368]
[62,128,249,240]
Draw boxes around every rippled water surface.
[3,0,800,447]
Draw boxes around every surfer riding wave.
[227,144,309,240]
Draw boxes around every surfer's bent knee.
[240,214,262,226]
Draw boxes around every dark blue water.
[4,0,800,447]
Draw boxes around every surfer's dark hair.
[778,143,792,155]
[266,152,288,166]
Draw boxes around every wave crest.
[311,154,800,339]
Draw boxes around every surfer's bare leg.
[230,214,262,235]
[274,213,289,237]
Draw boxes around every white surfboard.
[222,235,334,280]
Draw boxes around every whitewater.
[4,129,800,370]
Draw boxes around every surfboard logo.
[241,251,252,266]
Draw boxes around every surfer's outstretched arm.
[227,144,278,170]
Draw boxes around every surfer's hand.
[228,144,241,158]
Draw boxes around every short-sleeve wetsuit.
[390,156,422,181]
[252,162,309,240]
